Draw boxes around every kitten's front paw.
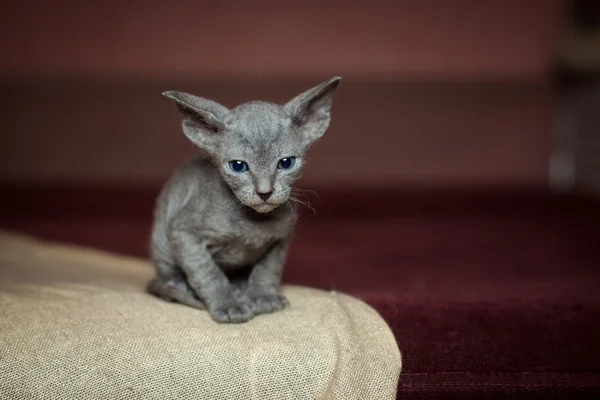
[209,302,254,324]
[247,293,289,315]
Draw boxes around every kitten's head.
[163,77,341,213]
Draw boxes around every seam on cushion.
[330,290,402,371]
[326,290,402,399]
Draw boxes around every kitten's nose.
[257,191,273,201]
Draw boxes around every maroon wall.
[0,0,568,188]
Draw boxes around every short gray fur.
[147,77,341,323]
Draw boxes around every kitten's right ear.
[162,91,229,151]
[284,77,341,146]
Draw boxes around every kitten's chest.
[210,235,273,268]
[207,215,293,268]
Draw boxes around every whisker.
[289,196,316,215]
[288,196,308,206]
[221,198,237,213]
[229,196,243,211]
[286,201,298,219]
[293,188,321,200]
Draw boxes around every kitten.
[147,77,341,323]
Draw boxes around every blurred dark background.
[2,1,600,398]
[0,0,580,190]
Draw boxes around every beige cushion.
[0,231,401,399]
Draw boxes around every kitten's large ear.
[284,77,341,145]
[162,91,229,152]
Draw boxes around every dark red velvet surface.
[1,186,599,398]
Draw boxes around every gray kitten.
[147,77,341,323]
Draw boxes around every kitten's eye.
[228,160,248,173]
[278,157,296,170]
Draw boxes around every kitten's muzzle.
[242,190,288,213]
[257,191,273,201]
[253,202,278,213]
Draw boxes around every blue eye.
[278,157,296,170]
[228,160,248,173]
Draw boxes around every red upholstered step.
[1,186,599,398]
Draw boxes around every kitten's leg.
[170,228,254,323]
[245,239,290,315]
[148,229,206,308]
[146,276,206,310]
[230,279,249,301]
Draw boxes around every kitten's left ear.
[162,90,229,154]
[284,76,341,145]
